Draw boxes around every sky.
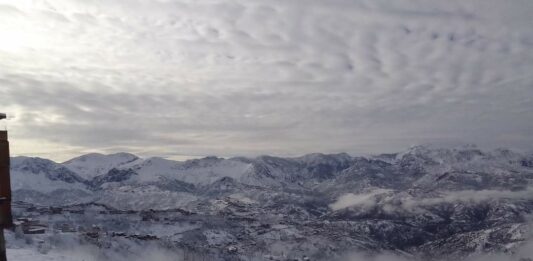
[0,0,532,162]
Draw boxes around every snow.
[63,153,140,179]
[228,193,256,204]
[121,156,254,186]
[122,157,181,182]
[7,242,181,261]
[203,229,235,245]
[137,223,200,238]
[7,248,77,261]
[173,160,252,186]
[97,185,198,210]
[10,157,89,193]
[11,170,88,193]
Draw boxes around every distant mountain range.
[8,144,533,260]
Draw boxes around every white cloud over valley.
[330,187,533,212]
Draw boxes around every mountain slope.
[63,152,140,180]
[11,156,89,193]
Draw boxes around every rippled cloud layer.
[1,0,532,160]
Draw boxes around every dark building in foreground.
[0,113,12,261]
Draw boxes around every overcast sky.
[1,0,532,161]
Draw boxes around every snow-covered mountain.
[63,152,140,179]
[8,145,533,260]
[11,156,88,192]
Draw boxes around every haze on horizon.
[0,0,532,162]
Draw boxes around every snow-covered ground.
[7,248,105,261]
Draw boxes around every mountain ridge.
[7,144,533,260]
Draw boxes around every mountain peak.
[296,152,353,163]
[63,152,139,164]
[62,152,141,179]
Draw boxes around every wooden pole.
[0,230,6,261]
[0,131,12,224]
[0,123,11,261]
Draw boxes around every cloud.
[329,189,392,211]
[330,187,533,212]
[0,0,532,160]
[427,189,533,205]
